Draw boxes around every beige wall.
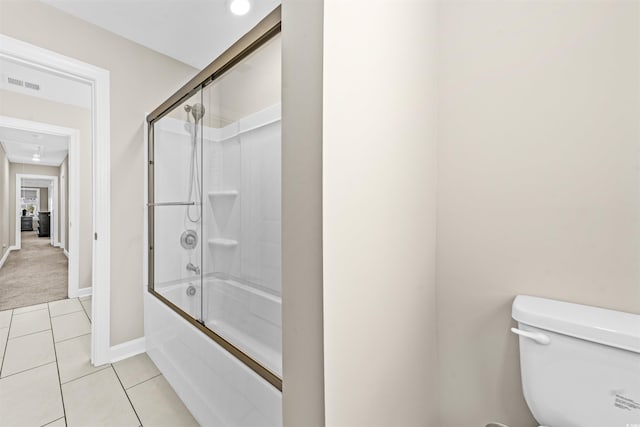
[38,187,48,211]
[281,0,325,425]
[437,2,640,426]
[0,144,9,261]
[0,0,197,345]
[322,1,439,425]
[0,89,92,289]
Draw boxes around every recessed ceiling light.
[229,0,251,16]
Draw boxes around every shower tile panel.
[204,134,242,278]
[239,119,281,295]
[153,120,202,292]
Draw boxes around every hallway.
[0,232,67,311]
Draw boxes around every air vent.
[24,81,40,90]
[7,77,23,87]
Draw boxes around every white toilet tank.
[512,295,640,427]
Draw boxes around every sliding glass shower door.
[150,90,204,324]
[147,27,282,390]
[200,34,282,378]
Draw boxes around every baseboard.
[69,287,93,298]
[109,337,146,363]
[63,249,69,258]
[0,246,16,270]
[54,242,62,248]
[77,287,92,298]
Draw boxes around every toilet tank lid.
[512,295,640,354]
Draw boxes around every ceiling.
[0,126,69,166]
[40,0,281,70]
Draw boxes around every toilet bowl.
[511,295,640,427]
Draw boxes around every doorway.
[0,34,111,365]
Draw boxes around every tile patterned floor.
[0,297,199,427]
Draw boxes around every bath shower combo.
[145,7,283,426]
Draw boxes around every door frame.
[0,34,112,366]
[16,173,59,247]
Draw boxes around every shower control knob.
[180,230,199,249]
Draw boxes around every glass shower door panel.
[152,91,203,322]
[200,34,282,377]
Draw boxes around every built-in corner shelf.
[208,238,238,248]
[207,190,238,202]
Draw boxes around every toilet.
[511,295,640,427]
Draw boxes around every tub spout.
[186,262,200,275]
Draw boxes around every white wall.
[437,2,640,425]
[0,0,197,345]
[60,155,69,251]
[322,1,439,425]
[0,144,9,260]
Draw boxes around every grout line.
[47,304,67,426]
[41,416,65,426]
[11,306,49,317]
[50,308,84,319]
[0,310,14,377]
[7,327,52,341]
[112,366,143,426]
[54,332,91,345]
[79,299,92,324]
[59,363,111,386]
[53,329,92,345]
[0,360,57,380]
[124,372,163,390]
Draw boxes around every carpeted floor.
[0,232,68,311]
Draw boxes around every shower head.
[184,103,206,122]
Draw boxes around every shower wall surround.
[145,10,282,426]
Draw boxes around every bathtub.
[146,277,282,426]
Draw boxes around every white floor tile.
[0,362,64,426]
[0,310,11,329]
[113,353,160,389]
[49,299,83,318]
[13,303,48,315]
[51,311,90,343]
[56,334,109,384]
[62,368,139,427]
[127,375,199,427]
[1,330,56,377]
[9,308,50,338]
